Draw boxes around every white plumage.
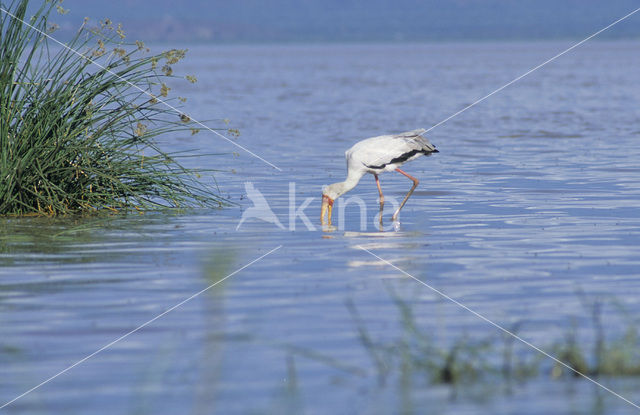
[321,129,438,225]
[346,128,437,173]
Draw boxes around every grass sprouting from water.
[1,0,227,215]
[552,294,640,378]
[349,288,640,393]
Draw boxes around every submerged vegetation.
[0,0,226,216]
[349,288,640,392]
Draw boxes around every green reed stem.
[1,0,227,215]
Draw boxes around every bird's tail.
[406,129,438,153]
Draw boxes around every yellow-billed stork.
[321,128,438,225]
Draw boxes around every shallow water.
[2,41,640,414]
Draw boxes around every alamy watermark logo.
[236,182,402,231]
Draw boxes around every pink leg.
[374,174,384,224]
[392,168,419,221]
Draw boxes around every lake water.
[2,41,640,414]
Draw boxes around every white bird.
[321,129,438,226]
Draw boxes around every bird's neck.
[332,169,363,198]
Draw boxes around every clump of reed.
[348,294,500,387]
[349,288,640,390]
[551,295,640,378]
[0,0,226,216]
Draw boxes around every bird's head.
[321,184,339,225]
